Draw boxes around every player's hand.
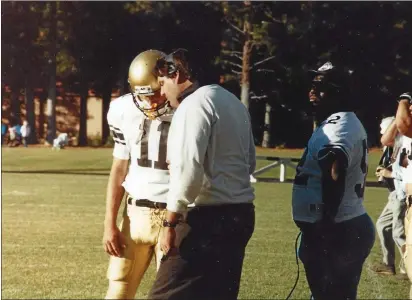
[160,227,176,258]
[103,225,127,257]
[375,167,392,178]
[375,166,383,175]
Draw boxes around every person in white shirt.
[102,50,175,299]
[148,49,256,300]
[292,62,375,300]
[371,116,408,279]
[52,133,69,150]
[20,120,31,147]
[395,92,412,298]
[7,126,17,147]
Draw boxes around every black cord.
[286,231,302,300]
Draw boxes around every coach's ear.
[173,70,189,84]
[172,70,181,84]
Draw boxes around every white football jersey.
[399,136,412,189]
[292,112,368,223]
[400,135,412,160]
[107,93,174,203]
[404,164,412,185]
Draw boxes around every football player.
[292,62,375,300]
[372,115,408,279]
[102,49,174,299]
[395,92,412,298]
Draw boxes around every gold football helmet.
[128,50,170,119]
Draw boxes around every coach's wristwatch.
[162,219,178,228]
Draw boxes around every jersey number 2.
[355,139,368,198]
[137,119,170,170]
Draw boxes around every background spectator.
[20,120,31,148]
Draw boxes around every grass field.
[1,147,410,299]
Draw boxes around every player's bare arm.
[318,147,349,222]
[103,158,128,257]
[396,95,412,138]
[380,120,398,147]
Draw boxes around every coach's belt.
[127,197,167,209]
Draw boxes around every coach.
[147,49,256,300]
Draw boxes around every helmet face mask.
[131,91,170,120]
[128,49,171,119]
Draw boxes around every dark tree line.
[2,1,411,147]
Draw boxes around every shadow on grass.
[2,169,110,176]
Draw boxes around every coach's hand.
[160,227,176,257]
[103,225,127,257]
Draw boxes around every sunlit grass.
[1,147,408,299]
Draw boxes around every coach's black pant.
[148,203,255,300]
[296,213,375,300]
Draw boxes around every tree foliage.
[2,1,411,147]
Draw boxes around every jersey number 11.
[137,119,170,170]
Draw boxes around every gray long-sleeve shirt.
[166,84,256,213]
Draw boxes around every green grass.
[1,147,409,299]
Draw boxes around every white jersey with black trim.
[107,93,174,203]
[400,135,412,164]
[399,136,412,187]
[292,112,368,223]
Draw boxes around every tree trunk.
[46,2,56,145]
[241,17,253,109]
[117,59,128,95]
[10,85,21,126]
[78,82,88,146]
[1,84,4,119]
[262,102,272,148]
[102,83,112,145]
[24,81,37,144]
[38,91,45,141]
[240,80,250,109]
[46,69,56,144]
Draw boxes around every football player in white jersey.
[372,116,408,279]
[292,62,375,300]
[102,50,174,299]
[395,92,412,298]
